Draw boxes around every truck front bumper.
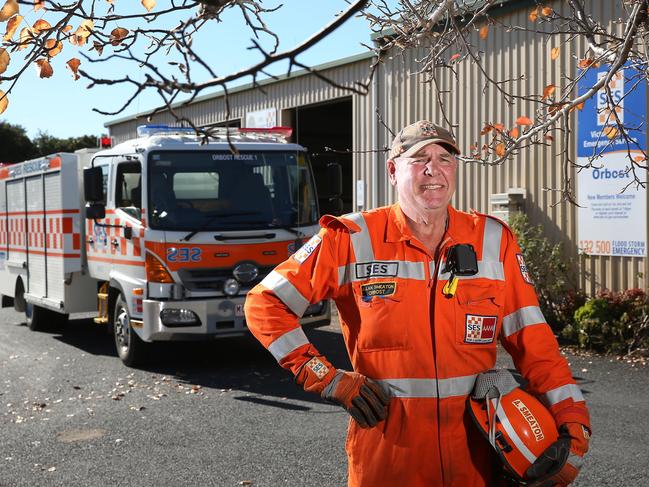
[139,298,330,342]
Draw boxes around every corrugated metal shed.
[106,52,374,143]
[362,0,645,294]
[106,0,645,293]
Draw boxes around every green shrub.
[509,213,585,331]
[563,289,649,356]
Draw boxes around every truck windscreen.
[147,150,318,231]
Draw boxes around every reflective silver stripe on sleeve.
[344,212,375,262]
[439,260,504,281]
[501,306,547,337]
[338,260,427,285]
[267,327,310,362]
[378,374,477,398]
[493,398,537,464]
[567,453,584,470]
[260,271,310,317]
[543,383,585,406]
[483,217,503,262]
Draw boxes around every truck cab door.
[111,161,145,272]
[86,161,111,279]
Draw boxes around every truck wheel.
[113,295,148,367]
[26,303,51,331]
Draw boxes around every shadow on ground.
[47,317,351,408]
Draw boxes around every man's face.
[387,143,457,214]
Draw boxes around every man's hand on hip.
[321,370,391,428]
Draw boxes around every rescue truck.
[0,126,337,366]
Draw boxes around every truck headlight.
[160,309,201,327]
[223,278,240,296]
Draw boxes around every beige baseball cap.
[388,120,460,159]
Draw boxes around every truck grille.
[177,267,272,292]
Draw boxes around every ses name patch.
[293,235,322,264]
[360,281,397,298]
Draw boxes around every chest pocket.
[352,280,410,352]
[454,281,504,346]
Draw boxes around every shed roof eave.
[104,50,376,128]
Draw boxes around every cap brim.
[401,138,460,158]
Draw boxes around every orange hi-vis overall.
[245,204,590,487]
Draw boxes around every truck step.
[93,317,109,325]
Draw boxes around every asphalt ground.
[0,306,647,487]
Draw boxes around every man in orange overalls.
[244,120,591,486]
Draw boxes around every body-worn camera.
[442,244,478,298]
[445,244,479,276]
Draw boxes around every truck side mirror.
[327,163,343,197]
[85,203,105,220]
[84,167,104,203]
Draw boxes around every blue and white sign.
[577,64,647,257]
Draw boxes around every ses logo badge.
[464,314,497,344]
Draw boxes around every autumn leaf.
[480,124,493,135]
[35,58,53,78]
[449,53,461,62]
[493,123,505,132]
[0,0,18,22]
[516,116,534,126]
[544,134,554,141]
[603,126,618,139]
[578,58,599,69]
[479,25,489,40]
[633,155,646,163]
[141,0,156,12]
[66,57,80,80]
[110,27,129,46]
[551,47,560,60]
[574,101,585,111]
[93,40,104,56]
[80,19,94,35]
[3,14,22,41]
[0,48,9,74]
[32,19,51,33]
[34,0,45,12]
[509,127,519,138]
[62,24,72,33]
[541,6,553,17]
[0,90,8,114]
[495,143,506,157]
[45,39,62,57]
[528,7,538,22]
[542,84,556,100]
[18,27,35,50]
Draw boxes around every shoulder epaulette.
[471,210,515,238]
[319,214,361,233]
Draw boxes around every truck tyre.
[26,303,52,331]
[113,295,147,367]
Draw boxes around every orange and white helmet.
[468,369,569,484]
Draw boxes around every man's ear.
[387,159,397,186]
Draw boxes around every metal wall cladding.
[366,0,641,293]
[107,53,375,144]
[108,1,642,293]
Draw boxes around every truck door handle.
[111,238,119,247]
